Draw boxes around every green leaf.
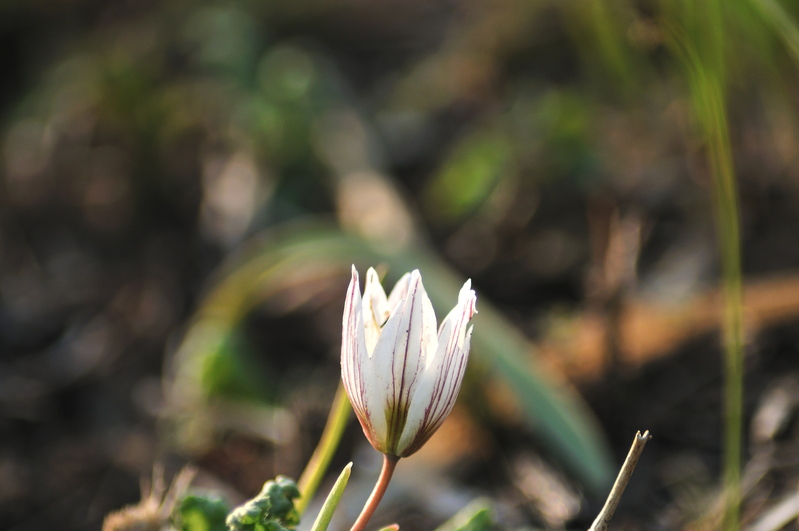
[424,128,514,223]
[296,385,352,516]
[226,476,301,531]
[748,0,799,66]
[309,463,352,531]
[178,493,230,531]
[197,326,273,403]
[434,499,495,531]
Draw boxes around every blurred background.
[3,0,799,529]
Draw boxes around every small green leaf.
[434,499,494,531]
[424,128,514,223]
[309,463,352,531]
[226,476,301,531]
[178,493,230,531]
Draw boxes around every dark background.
[3,1,799,529]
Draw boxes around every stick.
[589,430,652,531]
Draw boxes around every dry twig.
[589,430,652,531]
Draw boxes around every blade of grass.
[748,0,799,65]
[665,4,745,527]
[309,462,353,531]
[709,67,745,531]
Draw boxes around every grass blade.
[310,463,353,531]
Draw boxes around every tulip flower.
[341,266,477,531]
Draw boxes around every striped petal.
[386,272,412,311]
[341,266,387,451]
[396,280,476,456]
[362,267,389,355]
[341,267,476,458]
[368,271,424,454]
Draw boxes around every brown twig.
[588,430,652,531]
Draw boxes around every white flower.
[341,266,477,457]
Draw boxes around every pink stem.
[350,454,400,531]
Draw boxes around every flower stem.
[350,454,400,531]
[296,383,352,516]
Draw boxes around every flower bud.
[341,266,477,457]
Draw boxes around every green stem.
[665,4,744,526]
[296,383,353,516]
[350,454,399,531]
[698,19,744,531]
[707,77,744,531]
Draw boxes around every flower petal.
[397,280,476,456]
[370,270,435,455]
[341,266,387,451]
[362,267,389,355]
[417,277,439,366]
[386,272,412,311]
[341,268,477,458]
